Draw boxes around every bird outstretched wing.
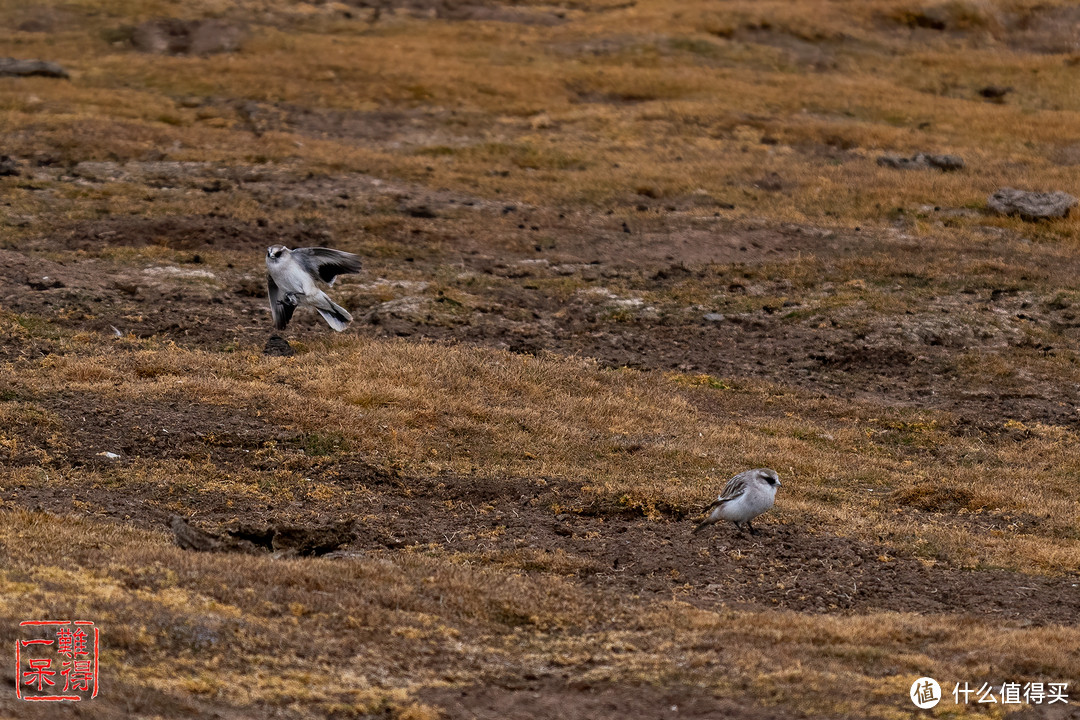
[267,272,297,330]
[292,247,364,286]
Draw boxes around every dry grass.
[5,334,1079,573]
[4,0,1080,231]
[1,508,1078,718]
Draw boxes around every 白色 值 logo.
[911,677,941,709]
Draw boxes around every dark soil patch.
[349,475,1080,626]
[170,515,355,556]
[423,680,806,720]
[0,247,342,350]
[46,215,326,252]
[7,205,1080,431]
[340,0,567,24]
[814,343,917,371]
[229,102,498,147]
[33,389,292,468]
[3,385,394,526]
[1005,5,1080,54]
[391,308,1079,428]
[736,26,842,72]
[263,334,295,356]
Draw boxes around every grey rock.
[924,154,965,171]
[27,276,64,290]
[703,313,726,323]
[877,154,919,170]
[0,156,19,176]
[263,335,295,357]
[71,161,125,182]
[170,515,226,553]
[132,18,244,55]
[877,153,964,172]
[987,188,1078,221]
[0,58,69,78]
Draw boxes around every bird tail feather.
[692,519,714,534]
[313,293,352,332]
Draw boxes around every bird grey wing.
[267,272,296,330]
[707,475,748,510]
[292,247,363,286]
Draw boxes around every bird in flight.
[692,468,781,536]
[265,246,363,331]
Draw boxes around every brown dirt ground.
[421,680,809,720]
[5,196,1080,427]
[7,208,1077,713]
[6,429,1078,628]
[5,382,1077,631]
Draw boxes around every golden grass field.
[1,0,1079,717]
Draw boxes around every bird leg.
[734,521,744,535]
[747,521,757,536]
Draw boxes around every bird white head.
[266,245,290,262]
[758,468,781,488]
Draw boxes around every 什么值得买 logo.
[910,677,942,709]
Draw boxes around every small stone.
[264,335,295,357]
[924,154,965,171]
[27,276,64,290]
[876,152,964,172]
[877,154,911,169]
[987,188,1078,221]
[979,85,1013,101]
[0,156,19,176]
[703,313,726,323]
[404,204,437,218]
[0,58,69,78]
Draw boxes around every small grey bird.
[692,468,781,536]
[265,246,363,331]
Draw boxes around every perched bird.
[265,246,363,331]
[692,468,781,536]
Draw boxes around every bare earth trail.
[5,182,1080,428]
